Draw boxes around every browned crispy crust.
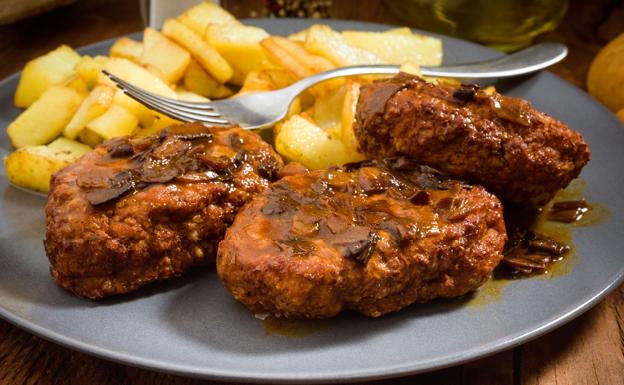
[217,159,506,318]
[44,123,283,299]
[354,74,591,207]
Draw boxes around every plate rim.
[1,18,623,384]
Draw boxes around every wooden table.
[1,1,622,384]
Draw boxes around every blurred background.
[1,0,622,88]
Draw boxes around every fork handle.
[283,42,567,96]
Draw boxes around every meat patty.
[45,123,283,299]
[354,74,591,207]
[217,158,506,318]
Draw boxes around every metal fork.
[102,42,566,130]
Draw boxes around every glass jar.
[383,0,569,51]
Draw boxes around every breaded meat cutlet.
[354,73,591,207]
[45,123,283,299]
[217,158,506,318]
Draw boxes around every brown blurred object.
[0,0,77,25]
[0,1,623,384]
[537,0,624,88]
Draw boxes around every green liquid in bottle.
[384,0,568,51]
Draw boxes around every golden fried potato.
[14,45,81,108]
[587,32,624,113]
[135,114,178,137]
[205,22,269,85]
[104,57,176,98]
[288,28,309,42]
[4,145,79,192]
[313,84,347,131]
[177,1,238,37]
[63,85,115,139]
[63,75,89,95]
[74,55,109,89]
[238,71,276,95]
[262,36,334,79]
[110,37,143,63]
[182,59,233,99]
[162,18,233,83]
[342,30,442,66]
[142,28,191,84]
[175,87,210,102]
[48,137,92,157]
[275,114,356,170]
[86,104,138,140]
[617,109,624,122]
[103,57,177,126]
[8,86,84,148]
[383,27,412,36]
[304,24,382,66]
[340,81,366,161]
[77,128,104,147]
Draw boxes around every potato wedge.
[262,36,334,79]
[177,1,238,37]
[75,55,109,89]
[162,18,233,83]
[288,28,309,42]
[304,24,382,66]
[383,27,412,36]
[135,114,177,137]
[182,59,234,99]
[77,128,104,147]
[176,87,210,102]
[63,75,89,95]
[238,71,276,95]
[48,137,92,157]
[63,85,115,139]
[86,105,138,140]
[142,28,191,84]
[275,114,355,170]
[342,30,442,66]
[340,81,366,161]
[183,59,217,97]
[211,84,234,99]
[14,45,81,108]
[110,37,143,63]
[205,22,269,85]
[104,57,176,98]
[8,86,84,148]
[4,145,77,192]
[313,84,347,131]
[104,58,177,125]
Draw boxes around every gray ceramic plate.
[0,19,623,384]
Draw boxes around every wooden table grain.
[0,1,622,384]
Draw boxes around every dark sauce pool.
[501,179,609,278]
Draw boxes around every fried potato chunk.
[4,145,77,192]
[141,28,191,84]
[275,114,355,170]
[205,22,269,85]
[162,18,233,83]
[177,1,237,37]
[63,85,115,140]
[9,86,84,148]
[109,37,143,63]
[342,29,442,66]
[85,105,138,140]
[15,45,81,108]
[304,25,382,66]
